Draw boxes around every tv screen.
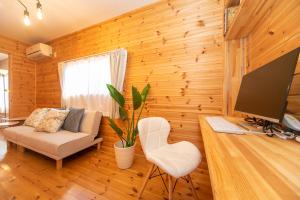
[234,47,300,123]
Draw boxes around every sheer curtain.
[59,54,111,116]
[58,49,127,117]
[0,73,9,114]
[109,49,127,118]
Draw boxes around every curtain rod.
[59,48,126,64]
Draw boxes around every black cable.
[244,116,280,136]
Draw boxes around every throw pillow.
[35,109,69,133]
[24,108,49,128]
[79,110,102,135]
[62,108,85,132]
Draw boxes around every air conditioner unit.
[26,43,52,60]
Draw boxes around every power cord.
[244,116,295,139]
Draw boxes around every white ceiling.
[0,0,158,44]
[0,53,8,61]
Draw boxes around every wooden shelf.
[225,0,277,40]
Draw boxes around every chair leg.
[56,159,63,170]
[137,163,155,199]
[168,175,173,200]
[187,174,199,200]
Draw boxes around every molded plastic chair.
[137,117,201,200]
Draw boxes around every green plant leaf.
[141,83,150,102]
[119,107,128,121]
[106,84,125,107]
[132,127,139,142]
[108,118,123,138]
[132,86,142,110]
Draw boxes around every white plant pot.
[114,140,135,169]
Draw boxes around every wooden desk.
[199,116,300,200]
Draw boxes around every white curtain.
[58,54,112,116]
[0,73,9,114]
[58,49,127,117]
[109,49,127,118]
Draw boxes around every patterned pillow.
[24,108,49,128]
[35,109,69,133]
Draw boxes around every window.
[58,48,127,118]
[59,54,111,116]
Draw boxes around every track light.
[23,9,31,26]
[17,0,31,26]
[17,0,44,26]
[36,0,43,20]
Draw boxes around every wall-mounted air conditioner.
[26,43,52,60]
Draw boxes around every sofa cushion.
[35,109,69,133]
[24,108,49,128]
[79,110,102,136]
[62,108,85,132]
[4,126,95,158]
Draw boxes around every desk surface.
[199,116,300,200]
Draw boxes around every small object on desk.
[273,132,289,140]
[296,136,300,143]
[205,116,265,135]
[283,114,300,131]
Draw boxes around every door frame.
[0,48,11,118]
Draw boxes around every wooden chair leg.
[17,145,25,153]
[137,163,155,199]
[168,175,173,200]
[56,159,63,170]
[97,142,101,150]
[187,174,199,200]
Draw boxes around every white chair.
[137,117,201,200]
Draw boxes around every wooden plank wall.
[0,35,36,118]
[224,38,246,116]
[36,0,224,170]
[247,0,300,119]
[0,59,9,69]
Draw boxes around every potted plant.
[106,83,150,169]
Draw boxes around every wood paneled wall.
[247,0,300,119]
[0,59,8,70]
[36,0,224,170]
[224,38,247,116]
[0,35,36,118]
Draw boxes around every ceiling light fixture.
[17,0,30,26]
[17,0,44,26]
[36,0,43,20]
[23,9,31,26]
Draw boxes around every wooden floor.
[0,132,212,200]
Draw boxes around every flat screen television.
[234,47,300,123]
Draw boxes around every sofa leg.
[97,142,101,150]
[17,145,25,153]
[56,159,63,170]
[6,141,11,148]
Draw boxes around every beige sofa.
[3,110,103,169]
